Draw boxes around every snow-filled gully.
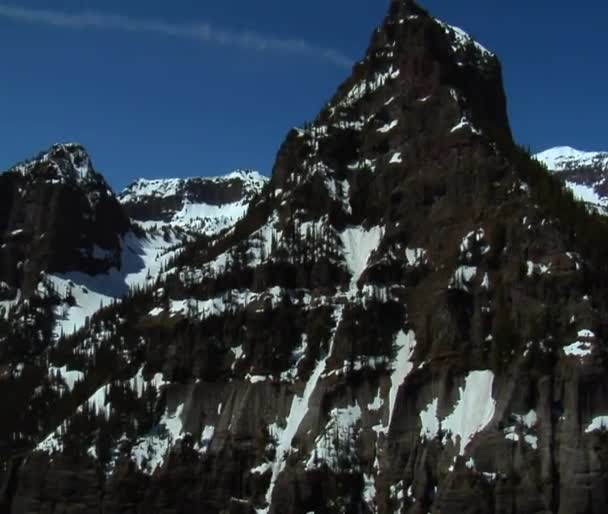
[257,305,345,513]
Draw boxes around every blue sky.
[1,0,606,190]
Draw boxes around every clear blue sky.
[1,0,606,191]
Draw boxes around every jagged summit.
[8,142,110,192]
[0,143,131,292]
[390,0,494,56]
[272,5,511,226]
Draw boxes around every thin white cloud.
[0,4,353,69]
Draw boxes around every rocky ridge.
[2,2,608,514]
[119,170,268,235]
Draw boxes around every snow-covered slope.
[45,231,180,337]
[535,146,608,173]
[535,146,608,212]
[119,170,268,235]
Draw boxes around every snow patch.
[49,366,84,392]
[387,330,417,428]
[377,120,398,133]
[389,152,402,164]
[563,329,595,358]
[420,371,496,456]
[585,416,608,433]
[131,403,185,475]
[340,226,383,289]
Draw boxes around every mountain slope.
[535,146,608,212]
[3,2,608,514]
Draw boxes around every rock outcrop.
[2,2,608,514]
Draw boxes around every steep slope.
[535,146,608,212]
[119,170,268,235]
[3,2,608,514]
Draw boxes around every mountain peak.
[8,142,108,191]
[535,146,608,172]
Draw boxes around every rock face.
[535,146,608,212]
[3,2,608,514]
[119,170,268,235]
[0,143,131,295]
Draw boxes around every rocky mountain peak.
[9,142,109,192]
[0,144,131,293]
[271,5,510,228]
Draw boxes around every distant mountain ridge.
[118,170,268,235]
[535,146,608,212]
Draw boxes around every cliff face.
[3,2,608,514]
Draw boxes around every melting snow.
[527,261,551,277]
[306,402,362,471]
[49,232,179,337]
[563,329,595,357]
[377,120,398,133]
[340,226,383,289]
[449,266,478,291]
[564,181,606,209]
[131,403,185,475]
[405,248,427,267]
[441,371,496,455]
[389,152,402,164]
[367,389,384,412]
[420,399,440,440]
[258,306,344,513]
[420,371,496,456]
[49,366,84,392]
[387,331,417,428]
[362,473,377,513]
[585,416,608,433]
[514,410,538,429]
[450,117,482,135]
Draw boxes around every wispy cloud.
[0,4,353,69]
